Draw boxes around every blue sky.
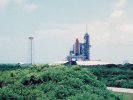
[0,0,133,64]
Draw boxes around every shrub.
[0,80,4,88]
[22,75,43,86]
[0,65,120,99]
[87,64,133,89]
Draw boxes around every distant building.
[67,32,91,61]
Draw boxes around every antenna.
[28,37,34,65]
[86,24,88,33]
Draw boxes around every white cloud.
[114,0,127,9]
[15,0,24,5]
[0,0,37,12]
[110,10,126,18]
[110,0,127,19]
[0,0,9,9]
[35,13,133,46]
[15,0,38,12]
[35,0,133,47]
[23,4,37,12]
[116,23,133,33]
[86,0,133,46]
[87,16,133,46]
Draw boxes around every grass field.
[115,92,133,100]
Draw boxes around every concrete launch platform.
[51,60,112,66]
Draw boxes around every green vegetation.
[0,64,120,100]
[86,64,133,89]
[0,64,21,71]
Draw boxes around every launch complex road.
[107,87,133,93]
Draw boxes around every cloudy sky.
[0,0,133,64]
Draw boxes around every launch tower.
[67,32,91,61]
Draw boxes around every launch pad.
[67,32,91,61]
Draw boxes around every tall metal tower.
[84,25,91,60]
[28,37,34,65]
[84,33,90,60]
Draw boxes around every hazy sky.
[0,0,133,64]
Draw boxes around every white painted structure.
[51,60,112,66]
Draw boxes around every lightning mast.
[28,37,34,65]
